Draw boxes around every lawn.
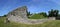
[0,17,60,27]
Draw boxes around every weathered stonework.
[7,6,27,19]
[6,6,28,23]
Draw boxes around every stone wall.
[7,6,28,21]
[7,6,27,19]
[48,17,56,20]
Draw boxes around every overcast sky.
[0,0,60,16]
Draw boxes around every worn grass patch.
[0,17,60,27]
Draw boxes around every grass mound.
[29,14,47,19]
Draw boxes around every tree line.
[27,9,60,18]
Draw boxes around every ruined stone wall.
[7,6,28,21]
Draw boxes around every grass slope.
[0,17,60,27]
[29,14,47,19]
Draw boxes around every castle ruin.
[6,6,55,24]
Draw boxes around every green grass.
[0,17,60,27]
[29,14,47,19]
